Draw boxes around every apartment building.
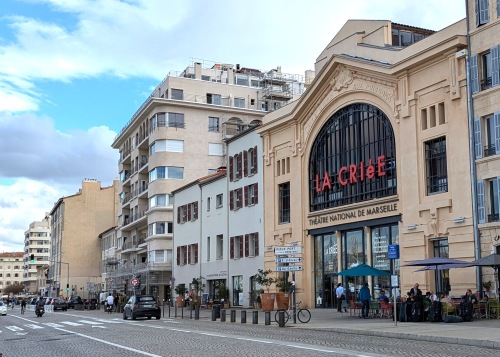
[467,0,500,287]
[172,127,264,308]
[111,60,304,301]
[0,252,24,295]
[22,215,51,293]
[48,179,119,299]
[258,19,476,308]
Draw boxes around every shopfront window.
[371,224,399,297]
[314,234,338,308]
[433,239,450,295]
[232,275,243,306]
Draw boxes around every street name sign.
[274,246,302,255]
[276,266,303,272]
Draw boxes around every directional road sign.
[276,257,303,263]
[274,246,302,255]
[276,266,303,272]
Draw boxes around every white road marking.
[25,324,44,329]
[60,321,83,326]
[92,326,107,329]
[43,323,64,328]
[78,320,103,325]
[6,326,24,331]
[53,327,163,357]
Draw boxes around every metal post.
[292,272,296,324]
[264,311,271,325]
[230,309,236,322]
[252,310,258,324]
[278,310,285,327]
[241,310,246,323]
[220,309,226,322]
[211,308,217,321]
[162,299,165,317]
[195,307,199,320]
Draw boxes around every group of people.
[335,282,393,318]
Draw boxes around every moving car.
[0,301,7,316]
[67,296,83,309]
[53,299,68,311]
[123,295,160,320]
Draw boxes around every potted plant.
[483,280,492,292]
[250,289,263,309]
[190,276,205,309]
[254,269,276,312]
[218,284,230,308]
[275,275,292,309]
[174,284,186,308]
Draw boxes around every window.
[188,244,199,264]
[476,0,490,26]
[207,237,211,261]
[245,146,258,176]
[216,235,223,260]
[279,182,290,223]
[167,113,185,128]
[208,117,220,132]
[425,137,448,195]
[236,75,249,86]
[230,153,243,180]
[201,75,211,81]
[207,197,211,211]
[482,51,492,90]
[171,88,183,100]
[149,194,170,208]
[148,222,172,236]
[177,246,186,265]
[234,97,245,108]
[216,194,223,208]
[208,143,223,156]
[488,178,500,222]
[245,233,259,257]
[230,188,243,210]
[149,166,184,181]
[433,239,450,294]
[251,80,261,87]
[150,139,184,154]
[230,236,243,259]
[244,183,258,206]
[207,94,221,105]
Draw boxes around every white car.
[0,301,7,316]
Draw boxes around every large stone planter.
[275,292,290,310]
[260,293,275,312]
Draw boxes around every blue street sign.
[388,245,400,259]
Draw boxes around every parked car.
[53,299,68,311]
[67,296,83,309]
[0,301,7,316]
[123,295,160,320]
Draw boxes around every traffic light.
[30,254,35,263]
[66,284,70,292]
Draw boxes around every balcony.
[484,144,496,157]
[481,77,492,91]
[122,210,147,230]
[487,213,499,223]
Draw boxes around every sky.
[0,0,466,252]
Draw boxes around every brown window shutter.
[194,202,198,220]
[177,207,181,224]
[244,235,249,257]
[176,246,180,265]
[253,146,258,174]
[194,243,198,263]
[237,153,242,179]
[254,232,259,256]
[244,185,249,206]
[254,183,258,204]
[239,236,244,258]
[243,150,248,177]
[188,245,191,264]
[230,237,234,259]
[229,156,234,181]
[183,245,187,265]
[238,188,243,209]
[230,190,234,210]
[187,204,192,221]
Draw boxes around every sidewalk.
[175,306,500,349]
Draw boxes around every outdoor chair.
[341,299,349,316]
[380,301,393,319]
[473,301,487,319]
[487,300,500,319]
[441,302,457,318]
[348,300,358,317]
[369,301,381,318]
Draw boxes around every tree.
[2,283,24,295]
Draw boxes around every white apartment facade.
[0,252,24,295]
[111,60,304,302]
[173,127,264,308]
[23,215,51,294]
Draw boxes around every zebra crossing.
[1,318,129,334]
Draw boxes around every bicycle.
[274,301,311,324]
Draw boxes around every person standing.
[335,283,345,312]
[359,283,371,319]
[113,294,119,313]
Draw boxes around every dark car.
[67,296,83,309]
[123,295,160,320]
[53,299,68,311]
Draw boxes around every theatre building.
[258,19,477,308]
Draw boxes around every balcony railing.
[487,213,499,223]
[481,77,492,91]
[484,144,496,157]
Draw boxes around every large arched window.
[309,103,397,211]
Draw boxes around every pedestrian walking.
[359,283,371,319]
[336,283,345,312]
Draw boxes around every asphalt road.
[1,308,499,357]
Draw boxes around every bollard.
[195,307,200,320]
[278,310,285,327]
[211,308,217,321]
[190,306,193,319]
[181,306,184,319]
[230,309,236,322]
[264,311,271,325]
[221,309,226,322]
[241,310,246,323]
[252,310,259,324]
[168,301,171,318]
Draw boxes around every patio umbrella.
[459,253,500,294]
[413,262,469,272]
[338,263,391,277]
